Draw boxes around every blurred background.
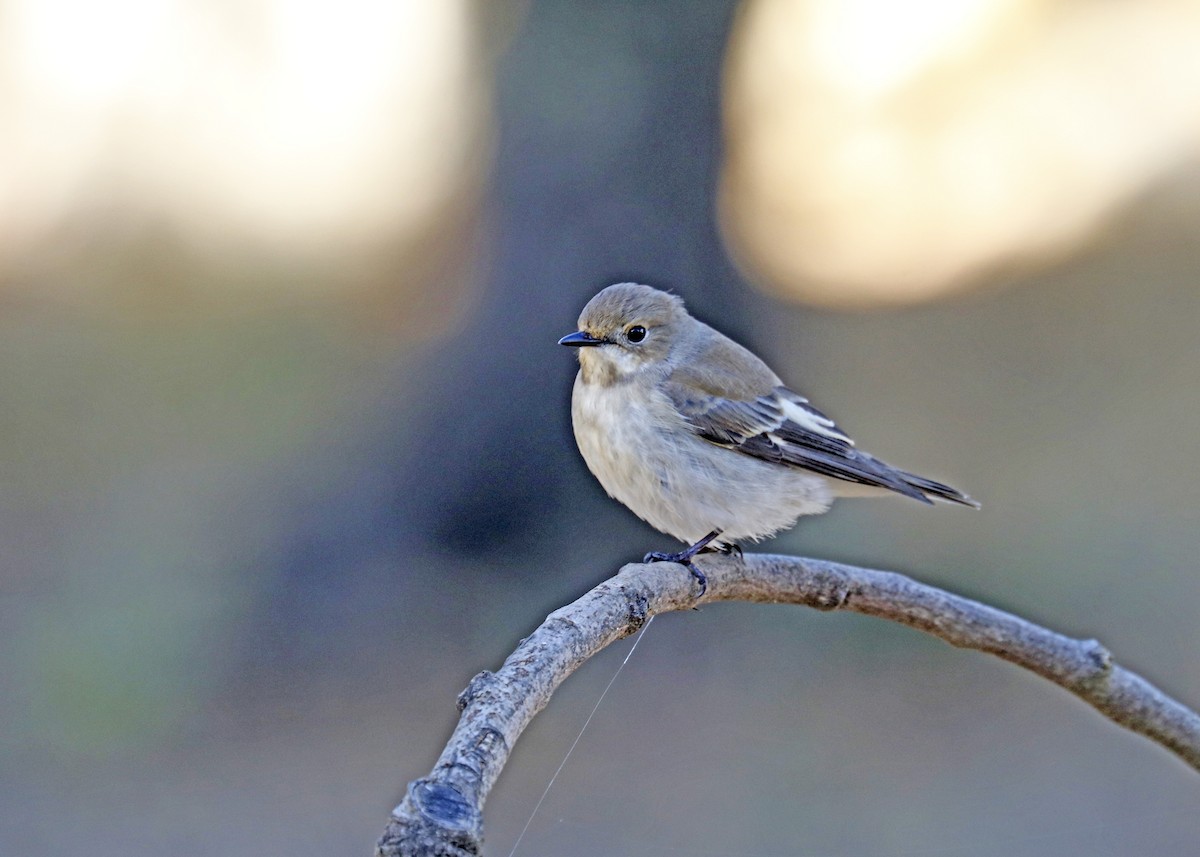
[3,0,1200,854]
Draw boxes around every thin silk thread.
[506,615,656,857]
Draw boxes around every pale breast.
[570,373,834,544]
[571,375,679,529]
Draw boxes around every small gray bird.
[559,283,978,594]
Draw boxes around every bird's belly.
[571,378,832,544]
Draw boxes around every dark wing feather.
[664,381,967,504]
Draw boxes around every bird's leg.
[643,530,721,596]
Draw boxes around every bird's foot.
[642,550,708,596]
[715,542,743,559]
[642,530,721,597]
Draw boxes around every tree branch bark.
[376,553,1200,856]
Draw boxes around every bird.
[559,282,978,595]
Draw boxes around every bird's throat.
[579,350,623,387]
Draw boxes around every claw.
[642,530,720,597]
[643,552,708,597]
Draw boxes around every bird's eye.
[626,325,647,343]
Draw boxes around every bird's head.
[559,283,687,383]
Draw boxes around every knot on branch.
[412,779,477,829]
[1084,638,1113,670]
[623,587,650,632]
[377,779,482,857]
[456,671,495,711]
[1072,638,1115,688]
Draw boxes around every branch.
[376,553,1200,856]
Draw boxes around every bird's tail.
[898,470,980,508]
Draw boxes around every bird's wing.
[662,326,978,507]
[664,379,931,501]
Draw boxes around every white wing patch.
[777,395,854,446]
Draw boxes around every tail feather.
[899,470,980,508]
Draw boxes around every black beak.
[558,330,605,347]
